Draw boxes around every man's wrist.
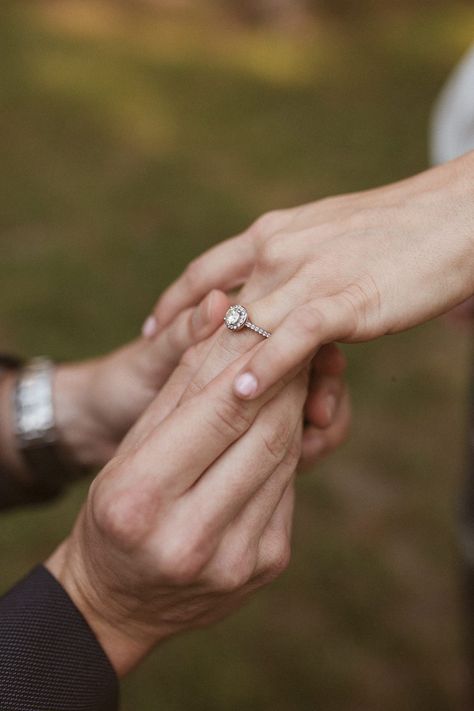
[45,540,156,677]
[53,361,112,469]
[0,371,32,483]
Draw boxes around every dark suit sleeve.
[0,565,119,711]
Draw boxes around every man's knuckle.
[158,537,209,585]
[210,395,253,440]
[92,482,154,552]
[259,421,292,464]
[209,562,253,593]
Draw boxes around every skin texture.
[0,289,349,484]
[151,150,474,400]
[52,290,232,469]
[47,345,308,675]
[62,148,474,672]
[45,289,350,676]
[447,295,474,324]
[0,290,230,481]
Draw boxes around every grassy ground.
[1,1,474,708]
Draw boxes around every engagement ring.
[224,305,271,339]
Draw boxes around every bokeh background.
[1,1,474,709]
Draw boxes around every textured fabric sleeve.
[0,464,61,511]
[0,565,119,711]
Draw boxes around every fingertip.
[142,314,158,339]
[233,371,259,399]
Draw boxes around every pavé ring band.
[224,304,271,339]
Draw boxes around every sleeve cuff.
[0,564,119,711]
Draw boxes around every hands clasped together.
[46,150,474,676]
[46,291,349,675]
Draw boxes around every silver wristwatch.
[14,358,82,498]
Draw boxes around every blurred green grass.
[1,1,474,708]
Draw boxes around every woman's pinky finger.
[233,296,352,401]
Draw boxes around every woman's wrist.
[434,153,474,301]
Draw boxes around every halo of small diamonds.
[224,304,271,338]
[224,305,248,331]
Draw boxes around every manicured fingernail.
[142,315,157,339]
[325,394,337,424]
[234,372,258,398]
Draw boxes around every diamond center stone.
[227,308,241,325]
[224,304,248,330]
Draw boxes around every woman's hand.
[152,151,474,400]
[46,348,308,676]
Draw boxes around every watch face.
[16,361,56,441]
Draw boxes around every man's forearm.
[0,372,35,508]
[0,565,118,711]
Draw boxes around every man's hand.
[46,350,307,676]
[50,285,348,473]
[51,289,229,469]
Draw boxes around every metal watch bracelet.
[14,357,84,499]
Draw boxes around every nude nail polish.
[234,372,258,398]
[142,315,157,339]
